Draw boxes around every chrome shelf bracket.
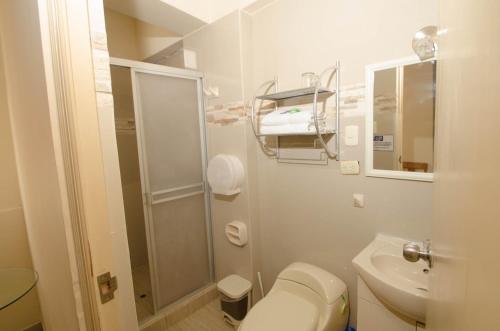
[251,61,341,161]
[313,60,340,160]
[251,78,279,157]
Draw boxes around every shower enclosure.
[110,58,213,320]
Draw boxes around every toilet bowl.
[239,262,349,331]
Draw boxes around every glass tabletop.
[0,268,38,310]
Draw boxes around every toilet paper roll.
[207,154,244,195]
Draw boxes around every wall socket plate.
[353,193,365,208]
[345,125,359,146]
[340,160,360,175]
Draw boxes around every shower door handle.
[148,183,205,205]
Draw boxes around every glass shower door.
[132,68,212,311]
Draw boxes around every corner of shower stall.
[109,59,215,325]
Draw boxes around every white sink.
[352,234,429,322]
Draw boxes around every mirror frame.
[365,55,434,182]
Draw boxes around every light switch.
[340,160,360,175]
[353,194,364,208]
[345,125,359,146]
[184,49,197,69]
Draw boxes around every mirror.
[365,57,436,181]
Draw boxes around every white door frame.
[5,0,139,330]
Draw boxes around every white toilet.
[239,262,349,331]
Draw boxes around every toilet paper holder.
[225,221,248,247]
[207,154,245,196]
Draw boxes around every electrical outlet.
[345,125,359,146]
[353,194,365,208]
[340,160,360,175]
[184,49,197,69]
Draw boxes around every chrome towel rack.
[250,60,340,161]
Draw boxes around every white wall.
[211,0,267,22]
[103,0,272,39]
[183,12,243,106]
[207,123,254,284]
[161,0,264,24]
[104,8,141,60]
[182,10,256,288]
[105,9,262,304]
[178,11,268,305]
[0,33,42,331]
[101,1,437,326]
[135,20,180,60]
[0,1,82,329]
[245,0,437,327]
[428,0,500,329]
[160,0,212,24]
[178,5,436,326]
[250,0,437,88]
[104,8,181,61]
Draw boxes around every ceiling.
[103,0,275,36]
[103,0,207,36]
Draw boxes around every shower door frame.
[110,57,214,313]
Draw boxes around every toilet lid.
[240,291,319,331]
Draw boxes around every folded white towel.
[259,105,332,135]
[260,123,311,135]
[261,105,315,127]
[259,120,334,135]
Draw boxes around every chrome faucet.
[403,239,432,268]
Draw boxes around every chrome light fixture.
[412,25,438,61]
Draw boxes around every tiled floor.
[133,266,230,330]
[164,300,234,331]
[132,264,154,321]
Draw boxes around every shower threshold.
[139,283,218,329]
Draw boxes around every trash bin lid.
[217,274,252,299]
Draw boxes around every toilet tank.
[277,262,347,304]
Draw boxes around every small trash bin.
[217,274,252,326]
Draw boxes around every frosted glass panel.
[135,72,203,192]
[152,194,210,307]
[133,70,211,311]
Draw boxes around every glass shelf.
[256,86,335,101]
[0,268,38,310]
[255,129,336,137]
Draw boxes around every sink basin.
[352,234,429,322]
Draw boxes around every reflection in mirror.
[373,61,436,173]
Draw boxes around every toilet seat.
[239,290,319,331]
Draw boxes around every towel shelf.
[250,61,341,161]
[256,87,335,101]
[254,129,336,137]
